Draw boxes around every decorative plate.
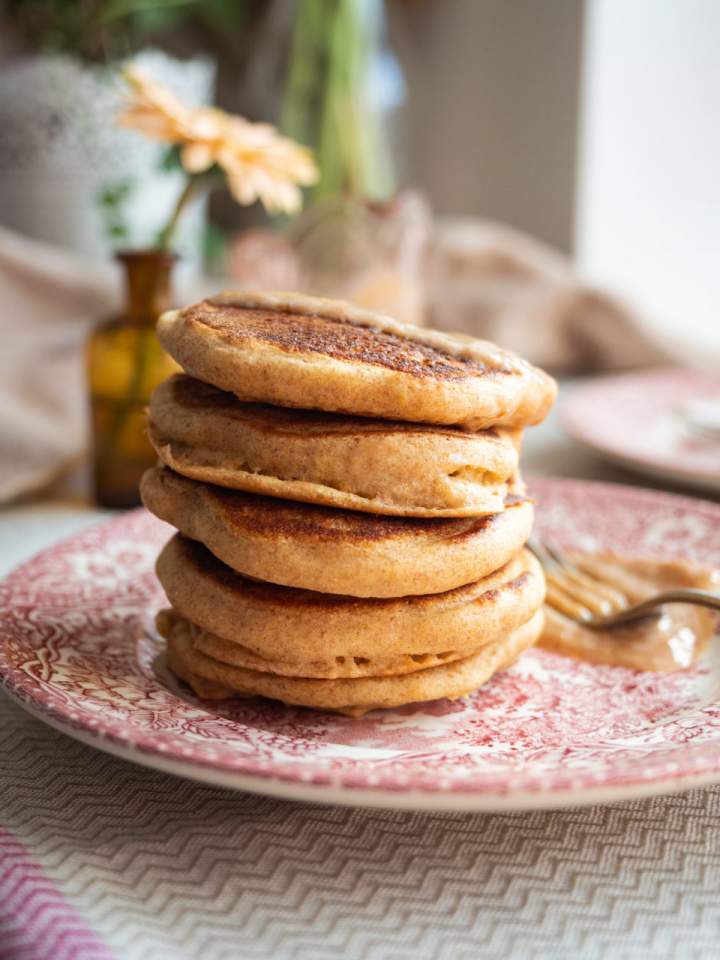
[1,478,719,811]
[561,367,720,492]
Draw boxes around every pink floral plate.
[1,477,719,811]
[561,367,720,493]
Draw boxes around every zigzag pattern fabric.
[2,693,719,960]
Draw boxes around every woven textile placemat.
[2,691,719,960]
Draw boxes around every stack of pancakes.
[141,292,556,715]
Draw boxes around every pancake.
[190,630,468,678]
[162,609,544,716]
[148,374,520,518]
[156,291,557,430]
[156,535,545,663]
[141,466,535,597]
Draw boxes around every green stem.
[157,176,196,250]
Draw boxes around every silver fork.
[528,535,720,629]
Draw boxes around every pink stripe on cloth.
[0,830,113,960]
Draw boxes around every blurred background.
[0,0,718,507]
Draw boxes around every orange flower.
[117,65,192,141]
[118,65,317,215]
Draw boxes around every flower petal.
[181,142,215,173]
[119,61,318,215]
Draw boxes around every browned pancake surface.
[184,302,494,381]
[203,481,512,545]
[140,465,535,596]
[173,534,535,611]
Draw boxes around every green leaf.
[158,145,183,173]
[96,176,135,247]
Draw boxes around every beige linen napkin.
[429,218,671,372]
[0,226,116,502]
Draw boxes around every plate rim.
[5,683,720,812]
[2,475,720,812]
[560,367,720,492]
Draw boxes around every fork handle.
[590,588,720,629]
[633,589,720,612]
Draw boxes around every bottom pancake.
[162,609,544,716]
[157,607,470,679]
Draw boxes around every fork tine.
[544,581,595,622]
[542,540,577,573]
[571,555,648,605]
[533,535,720,629]
[536,537,628,616]
[527,535,563,574]
[545,571,615,617]
[533,537,613,616]
[547,539,628,606]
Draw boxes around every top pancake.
[157,291,557,430]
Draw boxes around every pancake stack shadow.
[141,292,556,716]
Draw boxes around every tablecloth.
[2,413,719,960]
[2,691,719,960]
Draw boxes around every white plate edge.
[559,378,720,493]
[4,686,719,813]
[562,428,720,494]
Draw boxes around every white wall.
[576,0,720,356]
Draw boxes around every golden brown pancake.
[148,374,520,517]
[189,629,468,679]
[141,466,535,597]
[156,535,545,664]
[162,608,544,716]
[156,291,557,430]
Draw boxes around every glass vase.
[87,250,178,508]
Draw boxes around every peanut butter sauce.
[540,554,720,672]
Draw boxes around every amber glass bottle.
[87,250,178,508]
